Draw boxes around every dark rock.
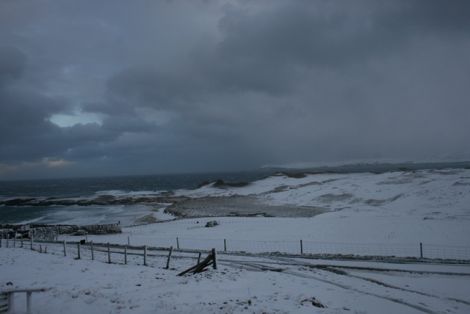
[300,297,326,308]
[282,172,306,179]
[212,180,250,188]
[3,198,35,206]
[205,220,219,228]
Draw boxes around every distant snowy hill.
[179,168,470,221]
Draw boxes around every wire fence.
[177,238,470,260]
[0,238,201,272]
[2,235,470,261]
[53,233,470,261]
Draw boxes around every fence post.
[143,245,147,266]
[90,241,94,260]
[127,236,130,246]
[21,240,24,248]
[420,242,423,259]
[26,291,32,314]
[63,240,67,256]
[212,248,217,270]
[124,246,128,265]
[13,233,16,247]
[197,252,201,264]
[30,236,33,250]
[39,245,42,253]
[77,242,81,259]
[107,243,111,264]
[176,237,180,250]
[224,239,227,252]
[300,240,304,255]
[166,246,173,269]
[7,293,14,314]
[6,238,8,248]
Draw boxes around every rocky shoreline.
[0,194,188,207]
[1,191,327,221]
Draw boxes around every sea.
[0,171,271,226]
[1,161,469,226]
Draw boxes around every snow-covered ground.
[2,246,470,314]
[60,214,470,259]
[177,169,470,221]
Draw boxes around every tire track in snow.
[271,256,470,307]
[327,269,470,306]
[223,258,470,306]
[267,255,470,276]
[222,260,438,314]
[285,269,438,314]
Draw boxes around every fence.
[0,238,206,272]
[176,238,470,260]
[51,233,470,261]
[2,233,470,261]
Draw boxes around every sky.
[1,0,470,180]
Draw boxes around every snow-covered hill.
[178,168,470,220]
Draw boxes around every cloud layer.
[1,0,470,179]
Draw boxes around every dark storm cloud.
[0,46,120,164]
[0,0,469,179]
[106,66,206,110]
[0,46,26,86]
[0,46,62,161]
[212,0,470,93]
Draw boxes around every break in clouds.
[1,0,470,179]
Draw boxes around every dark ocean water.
[0,171,272,225]
[0,171,271,198]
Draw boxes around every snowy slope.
[177,169,470,220]
[1,247,470,314]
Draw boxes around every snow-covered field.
[1,245,470,314]
[2,168,470,313]
[61,215,469,259]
